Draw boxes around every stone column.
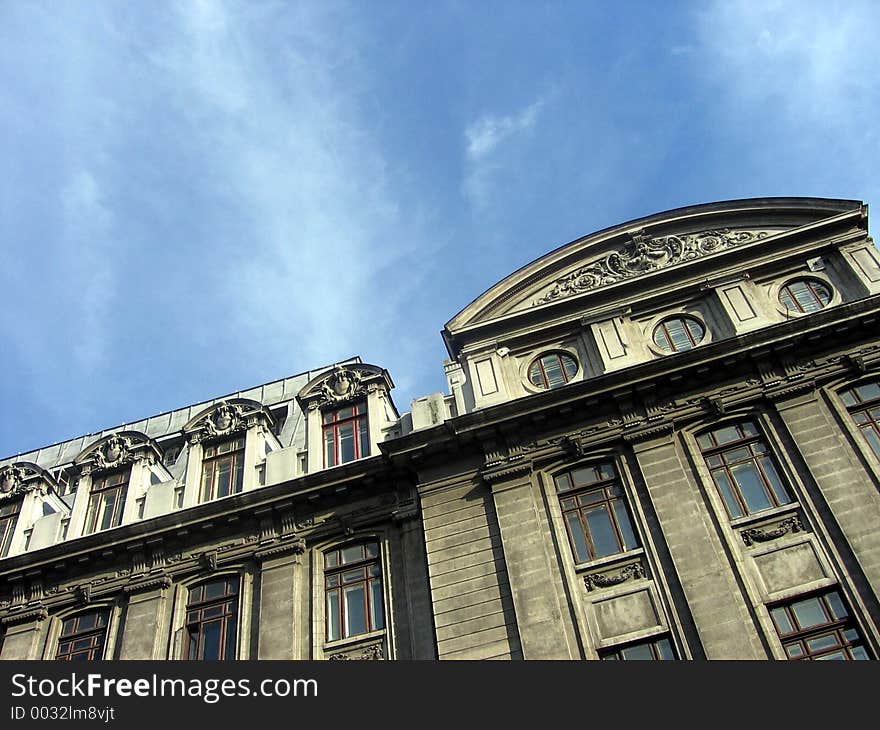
[255,540,305,659]
[486,465,580,659]
[630,430,767,659]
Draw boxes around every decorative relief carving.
[328,642,384,660]
[535,228,772,305]
[76,431,161,474]
[74,584,91,605]
[185,400,266,443]
[0,462,56,502]
[741,516,804,547]
[319,368,367,406]
[583,562,646,592]
[199,551,218,572]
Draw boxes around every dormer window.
[201,437,245,502]
[323,403,369,467]
[84,468,130,534]
[0,499,21,557]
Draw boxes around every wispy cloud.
[463,98,545,210]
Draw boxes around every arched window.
[0,498,21,557]
[84,468,130,534]
[697,420,792,519]
[840,380,880,461]
[184,576,240,660]
[779,279,832,314]
[324,541,385,642]
[56,609,110,661]
[554,462,639,563]
[652,316,706,353]
[528,352,579,390]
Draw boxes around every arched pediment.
[75,431,162,473]
[297,364,393,411]
[0,462,58,502]
[444,198,865,340]
[183,398,274,443]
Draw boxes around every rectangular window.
[770,590,872,660]
[322,403,369,467]
[840,381,880,461]
[185,576,240,660]
[324,541,384,643]
[56,610,110,661]
[0,499,21,557]
[697,421,792,519]
[200,437,245,502]
[554,462,639,563]
[84,468,130,535]
[601,636,676,660]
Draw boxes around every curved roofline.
[443,197,865,348]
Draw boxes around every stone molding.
[0,462,57,503]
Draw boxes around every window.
[201,437,245,502]
[0,499,22,558]
[528,352,579,390]
[185,576,240,660]
[601,636,676,660]
[840,380,880,461]
[652,316,705,353]
[84,468,130,535]
[697,421,792,519]
[323,403,369,467]
[56,609,110,661]
[554,462,639,563]
[324,541,385,642]
[770,590,871,660]
[779,278,832,314]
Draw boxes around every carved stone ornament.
[0,462,54,503]
[535,228,772,305]
[319,368,367,406]
[328,643,384,661]
[185,399,268,443]
[741,516,804,547]
[77,431,160,473]
[583,562,646,592]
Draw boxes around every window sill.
[730,502,800,531]
[573,547,645,575]
[323,628,386,653]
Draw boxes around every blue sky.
[1,1,878,457]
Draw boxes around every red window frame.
[840,381,880,462]
[184,576,240,661]
[0,498,21,558]
[201,437,245,502]
[324,541,385,642]
[56,609,110,661]
[322,402,370,467]
[84,468,130,535]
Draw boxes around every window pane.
[370,579,384,631]
[826,591,848,619]
[713,425,742,445]
[613,501,638,551]
[759,457,790,506]
[814,651,846,661]
[233,459,244,494]
[584,506,620,558]
[326,589,340,641]
[325,551,339,568]
[99,492,117,531]
[344,585,367,637]
[542,356,565,387]
[341,545,364,564]
[655,638,675,660]
[223,615,237,661]
[555,473,573,491]
[339,423,355,463]
[201,621,222,660]
[856,382,880,401]
[785,643,804,658]
[771,607,794,634]
[358,418,370,458]
[565,512,590,563]
[620,643,654,660]
[806,634,839,652]
[216,460,231,498]
[851,646,870,660]
[203,580,226,601]
[712,471,744,518]
[861,427,880,460]
[791,597,827,629]
[729,462,773,513]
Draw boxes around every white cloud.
[463,98,545,210]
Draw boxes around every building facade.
[2,197,880,660]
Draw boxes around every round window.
[527,352,579,390]
[652,316,705,353]
[779,278,832,314]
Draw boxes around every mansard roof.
[444,197,865,353]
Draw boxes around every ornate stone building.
[2,197,880,660]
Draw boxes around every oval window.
[652,316,705,353]
[779,279,832,314]
[528,352,579,390]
